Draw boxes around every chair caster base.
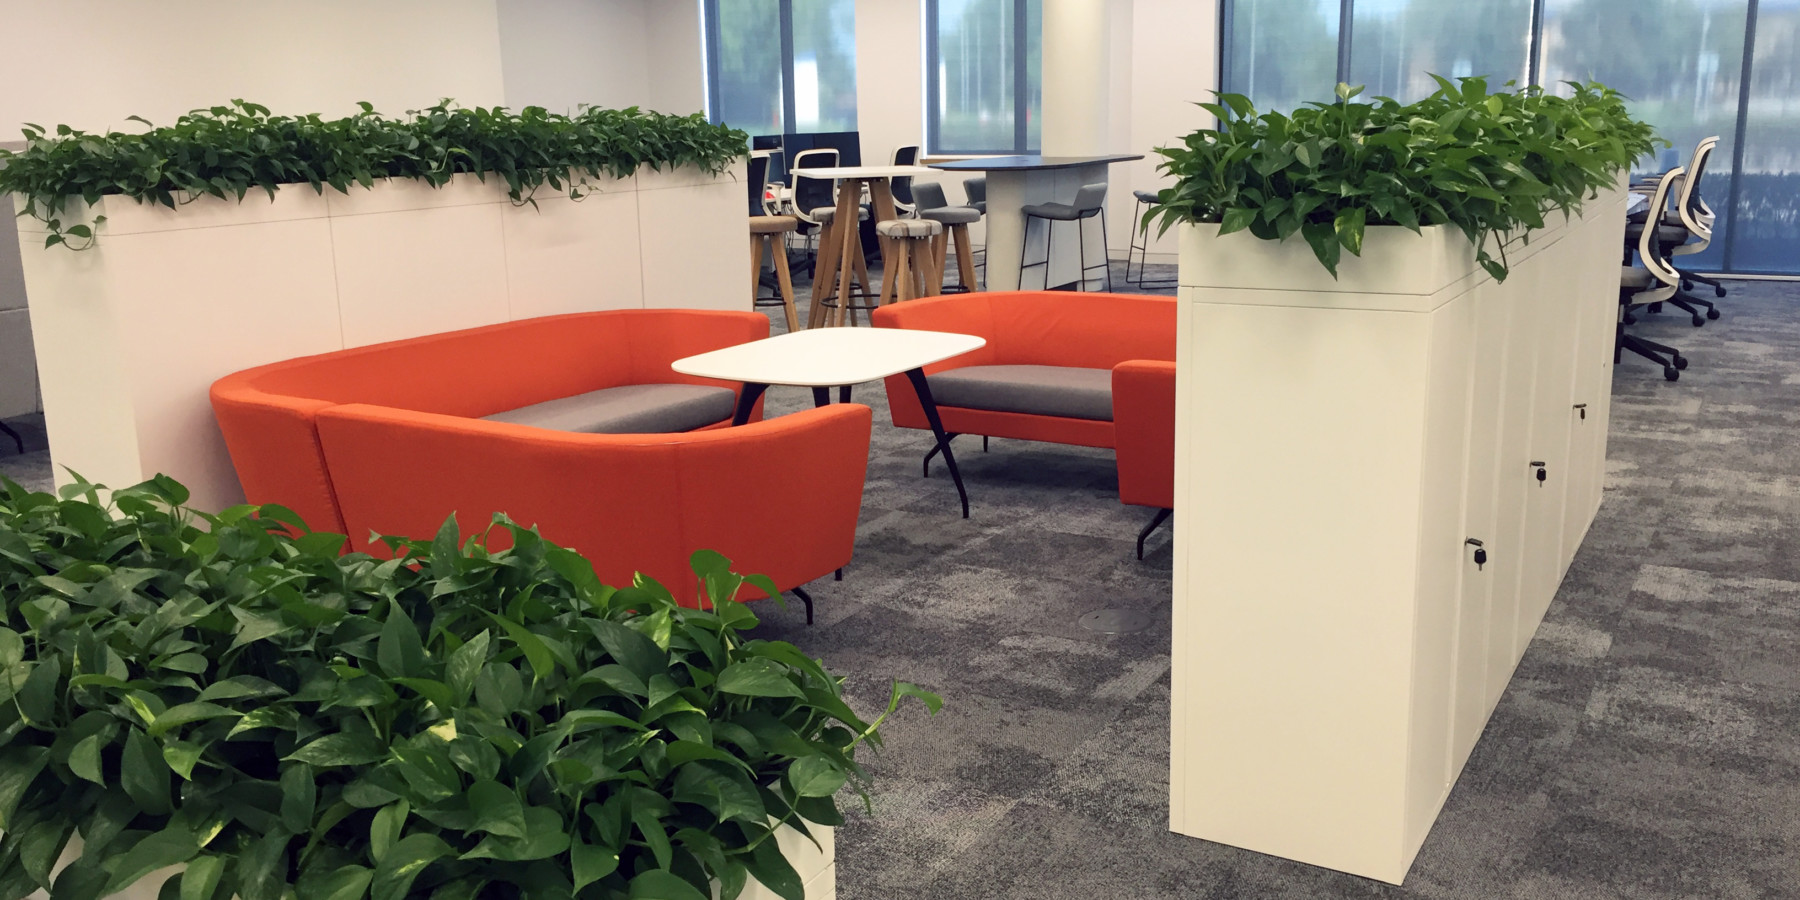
[1664,366,1680,382]
[1674,355,1688,370]
[1707,307,1721,319]
[1691,315,1705,326]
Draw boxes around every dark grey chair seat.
[928,365,1113,421]
[483,383,736,434]
[921,205,981,225]
[1021,200,1099,221]
[1621,266,1658,290]
[1133,189,1159,204]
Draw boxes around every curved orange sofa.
[871,291,1177,554]
[212,310,871,601]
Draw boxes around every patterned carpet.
[3,263,1797,898]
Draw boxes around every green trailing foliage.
[0,100,750,249]
[1146,78,1664,281]
[0,473,937,899]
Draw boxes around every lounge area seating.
[211,309,872,607]
[870,291,1176,548]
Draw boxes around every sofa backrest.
[210,309,768,536]
[871,291,1174,371]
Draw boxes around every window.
[704,0,857,136]
[926,0,1043,155]
[1218,0,1796,275]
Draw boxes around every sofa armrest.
[1113,360,1177,510]
[312,403,871,601]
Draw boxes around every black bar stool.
[1019,183,1111,292]
[1125,189,1176,288]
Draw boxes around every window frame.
[924,0,1038,156]
[704,0,854,135]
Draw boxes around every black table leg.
[812,386,831,408]
[839,384,852,404]
[903,367,969,518]
[0,421,21,455]
[733,383,770,426]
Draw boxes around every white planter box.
[1167,197,1626,884]
[11,162,748,510]
[32,824,832,900]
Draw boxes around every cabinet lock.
[1573,403,1588,420]
[1531,461,1547,486]
[1465,538,1487,570]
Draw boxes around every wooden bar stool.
[750,215,802,331]
[807,204,876,328]
[911,182,982,293]
[876,218,944,307]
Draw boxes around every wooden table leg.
[954,224,978,292]
[832,179,860,327]
[808,218,843,329]
[771,234,799,331]
[868,180,900,309]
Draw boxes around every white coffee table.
[673,327,987,517]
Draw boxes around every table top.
[793,165,937,180]
[672,328,987,387]
[929,154,1144,172]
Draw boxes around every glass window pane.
[1024,0,1042,151]
[1540,0,1749,271]
[1223,0,1341,112]
[1730,0,1800,273]
[1348,0,1533,103]
[712,0,785,135]
[792,0,858,132]
[934,0,1017,153]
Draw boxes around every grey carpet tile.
[5,264,1800,897]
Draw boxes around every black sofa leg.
[791,587,814,625]
[1137,508,1173,560]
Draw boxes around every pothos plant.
[0,473,936,900]
[1146,77,1663,280]
[0,100,750,249]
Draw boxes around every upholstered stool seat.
[1133,189,1159,204]
[875,218,943,239]
[919,205,980,226]
[875,218,943,305]
[810,205,870,225]
[750,215,800,235]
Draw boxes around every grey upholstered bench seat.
[928,364,1113,421]
[483,383,736,434]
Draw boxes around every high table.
[671,328,986,517]
[929,154,1143,291]
[794,165,937,326]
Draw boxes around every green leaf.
[163,740,204,780]
[715,658,805,699]
[467,779,527,839]
[148,701,240,737]
[70,733,106,785]
[122,728,173,815]
[445,630,490,706]
[370,799,409,864]
[179,855,226,900]
[590,619,668,684]
[1217,206,1257,237]
[294,865,372,900]
[486,613,553,682]
[671,761,764,824]
[287,733,389,767]
[786,756,848,798]
[743,836,804,900]
[105,824,199,895]
[628,870,710,900]
[571,840,620,892]
[378,605,427,678]
[371,833,452,900]
[282,763,317,832]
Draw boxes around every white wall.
[645,1,709,115]
[499,0,652,112]
[0,1,507,136]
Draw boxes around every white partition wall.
[1167,192,1626,884]
[12,163,748,512]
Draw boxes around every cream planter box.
[11,161,749,512]
[1167,196,1626,884]
[29,824,832,900]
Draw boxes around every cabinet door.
[1562,244,1614,565]
[1517,254,1581,649]
[1451,281,1511,771]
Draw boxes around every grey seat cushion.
[920,205,981,225]
[928,365,1113,421]
[483,383,736,434]
[1133,189,1160,204]
[1621,266,1658,290]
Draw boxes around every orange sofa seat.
[211,310,869,599]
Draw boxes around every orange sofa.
[870,291,1177,556]
[212,310,872,611]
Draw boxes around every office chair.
[1630,136,1726,324]
[891,145,921,216]
[1619,167,1688,382]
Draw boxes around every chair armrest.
[313,404,872,600]
[1113,360,1177,510]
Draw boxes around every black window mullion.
[1526,0,1547,87]
[778,0,798,134]
[926,0,941,153]
[1721,0,1760,272]
[1014,0,1029,153]
[703,0,725,123]
[1335,0,1354,89]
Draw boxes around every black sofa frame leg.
[1137,508,1173,560]
[923,433,960,477]
[791,587,815,625]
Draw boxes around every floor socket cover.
[1078,608,1153,634]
